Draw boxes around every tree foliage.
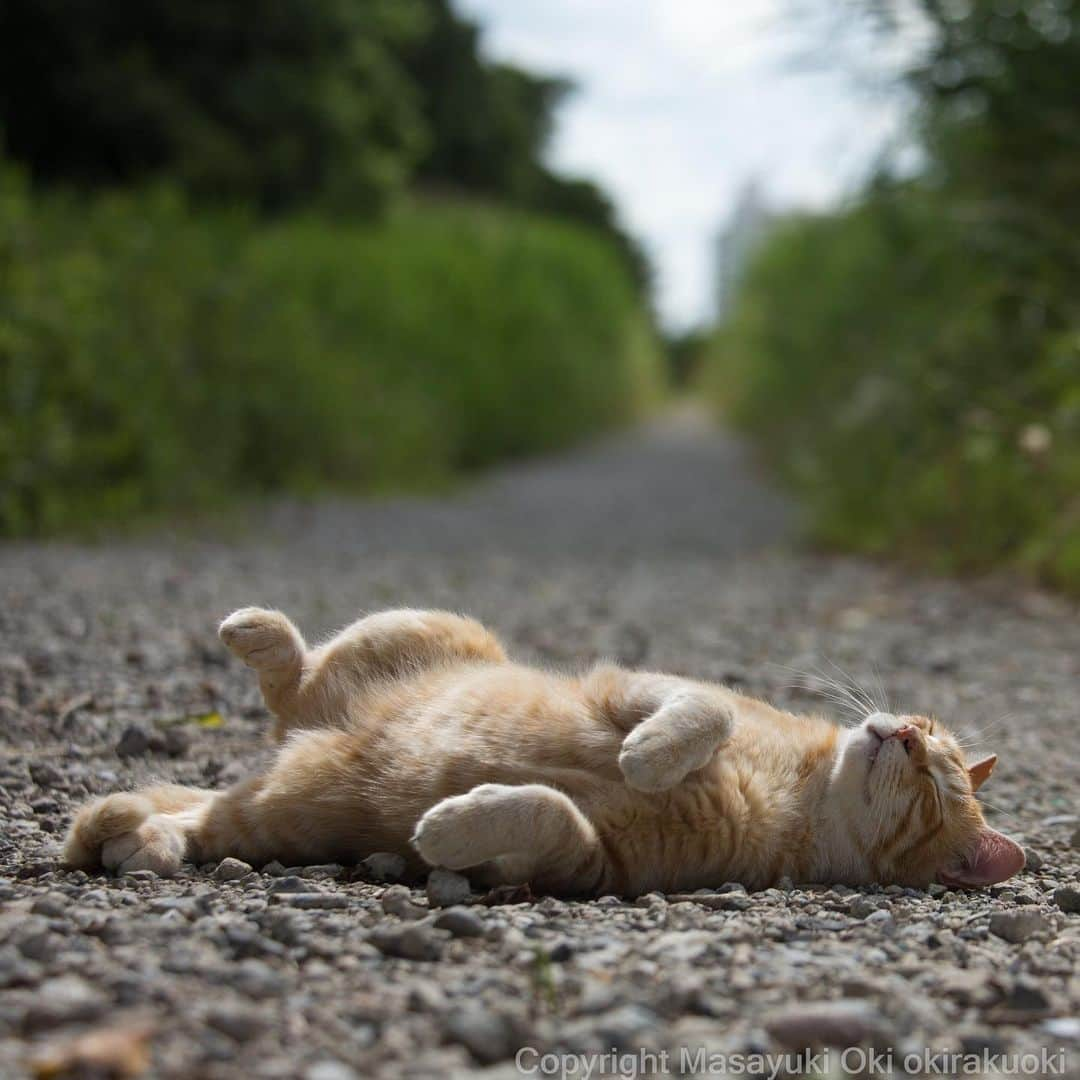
[0,0,647,284]
[0,0,427,213]
[0,168,660,536]
[706,0,1080,589]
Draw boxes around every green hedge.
[0,171,661,535]
[703,192,1080,592]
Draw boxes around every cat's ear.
[967,754,997,792]
[939,827,1025,888]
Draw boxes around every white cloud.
[455,0,914,329]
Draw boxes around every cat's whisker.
[809,676,867,712]
[781,684,862,727]
[975,796,1020,824]
[955,714,1013,748]
[820,658,880,717]
[812,663,878,720]
[870,661,891,715]
[773,663,872,726]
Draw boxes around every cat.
[63,607,1025,895]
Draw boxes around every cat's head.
[831,711,1024,888]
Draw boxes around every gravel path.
[1,409,1078,1079]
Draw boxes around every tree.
[401,0,649,292]
[0,0,427,213]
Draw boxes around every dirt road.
[1,410,1077,1078]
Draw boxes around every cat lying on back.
[64,607,1025,894]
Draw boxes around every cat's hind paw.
[100,815,187,876]
[412,784,515,870]
[63,794,188,877]
[219,607,304,673]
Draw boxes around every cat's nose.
[887,724,918,753]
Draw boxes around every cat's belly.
[578,772,788,895]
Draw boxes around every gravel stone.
[29,893,67,917]
[997,981,1052,1018]
[765,999,893,1048]
[864,908,895,930]
[212,857,254,882]
[1054,886,1080,914]
[207,1006,266,1042]
[432,906,486,938]
[305,1063,360,1080]
[21,975,108,1031]
[426,868,472,907]
[115,724,152,757]
[267,875,308,893]
[1042,1018,1080,1040]
[270,892,350,910]
[121,868,158,882]
[297,863,345,880]
[849,896,880,918]
[369,924,446,961]
[443,1004,521,1064]
[381,885,427,920]
[28,762,64,787]
[163,726,191,757]
[360,852,407,883]
[988,911,1050,943]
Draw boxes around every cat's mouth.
[865,727,912,770]
[866,729,884,765]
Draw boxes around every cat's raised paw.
[618,725,718,792]
[219,608,304,672]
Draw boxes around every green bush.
[0,169,661,535]
[703,190,1080,591]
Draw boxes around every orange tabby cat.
[63,607,1025,894]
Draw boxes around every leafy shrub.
[0,169,661,535]
[703,190,1080,591]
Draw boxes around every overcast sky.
[456,0,919,330]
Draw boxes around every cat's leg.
[302,608,506,689]
[219,607,309,738]
[64,730,375,876]
[219,607,506,740]
[412,784,607,896]
[589,669,736,793]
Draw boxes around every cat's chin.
[842,724,885,771]
[865,728,884,764]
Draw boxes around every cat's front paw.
[618,725,719,792]
[219,608,303,671]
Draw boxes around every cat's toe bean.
[100,832,143,868]
[619,730,692,792]
[218,608,301,669]
[413,785,516,869]
[412,803,479,869]
[619,748,683,792]
[101,817,185,877]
